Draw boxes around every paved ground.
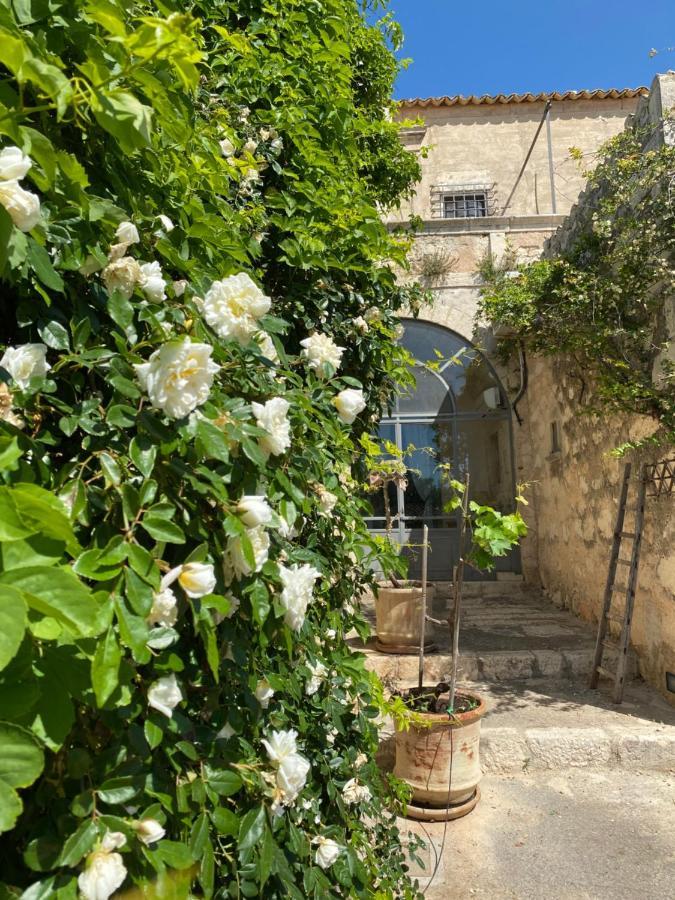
[361,583,675,897]
[401,771,675,900]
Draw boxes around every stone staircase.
[354,581,675,774]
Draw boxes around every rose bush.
[0,0,425,898]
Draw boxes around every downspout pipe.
[512,340,528,426]
[502,100,553,216]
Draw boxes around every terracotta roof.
[399,88,648,108]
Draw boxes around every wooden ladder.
[590,461,647,703]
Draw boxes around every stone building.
[379,79,675,704]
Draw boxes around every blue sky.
[389,0,675,99]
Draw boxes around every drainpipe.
[545,103,557,214]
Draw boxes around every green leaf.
[97,775,141,805]
[0,567,100,637]
[248,581,270,627]
[57,819,97,867]
[155,840,195,870]
[212,807,239,836]
[0,721,43,789]
[27,239,64,292]
[142,514,185,544]
[127,543,160,586]
[144,719,163,750]
[238,804,266,851]
[189,812,209,859]
[91,627,121,706]
[0,778,22,833]
[0,586,27,671]
[99,452,122,486]
[38,319,69,350]
[129,436,157,477]
[30,678,74,752]
[204,766,242,797]
[92,89,153,154]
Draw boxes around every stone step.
[363,644,637,684]
[377,678,675,775]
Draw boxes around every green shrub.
[0,1,424,896]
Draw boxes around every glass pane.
[441,351,504,413]
[398,365,453,416]
[400,422,456,519]
[401,320,466,368]
[453,419,513,511]
[366,422,400,521]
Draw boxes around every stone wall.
[504,74,675,705]
[513,357,675,704]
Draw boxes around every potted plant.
[364,436,436,654]
[390,474,528,821]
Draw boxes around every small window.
[443,192,487,219]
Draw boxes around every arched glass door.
[367,319,518,580]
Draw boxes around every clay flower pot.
[375,580,436,654]
[394,689,487,821]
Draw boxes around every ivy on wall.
[478,126,675,448]
[0,0,426,897]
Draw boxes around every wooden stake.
[448,474,470,713]
[418,524,429,690]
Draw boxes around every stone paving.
[355,582,675,898]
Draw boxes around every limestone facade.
[389,81,675,704]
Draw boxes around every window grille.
[431,183,496,219]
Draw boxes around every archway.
[367,319,518,580]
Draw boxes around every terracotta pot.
[375,580,436,654]
[394,689,486,817]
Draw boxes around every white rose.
[255,679,274,709]
[354,752,368,768]
[313,836,341,870]
[154,214,174,235]
[262,728,299,764]
[77,833,127,900]
[173,279,188,297]
[115,221,139,245]
[316,485,337,516]
[278,562,321,632]
[352,316,369,334]
[305,660,328,696]
[0,180,40,231]
[147,673,182,718]
[270,137,283,153]
[342,777,371,805]
[102,256,141,299]
[300,332,345,375]
[276,753,309,804]
[243,139,257,154]
[202,273,271,345]
[0,145,31,181]
[333,388,366,425]
[227,525,270,579]
[251,397,291,457]
[219,138,235,157]
[278,515,301,540]
[364,307,381,323]
[237,495,273,528]
[0,343,50,391]
[262,731,311,806]
[256,331,279,363]
[217,722,235,740]
[139,261,167,302]
[177,562,216,598]
[147,587,178,628]
[134,818,165,846]
[135,337,219,419]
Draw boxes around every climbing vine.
[478,126,675,447]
